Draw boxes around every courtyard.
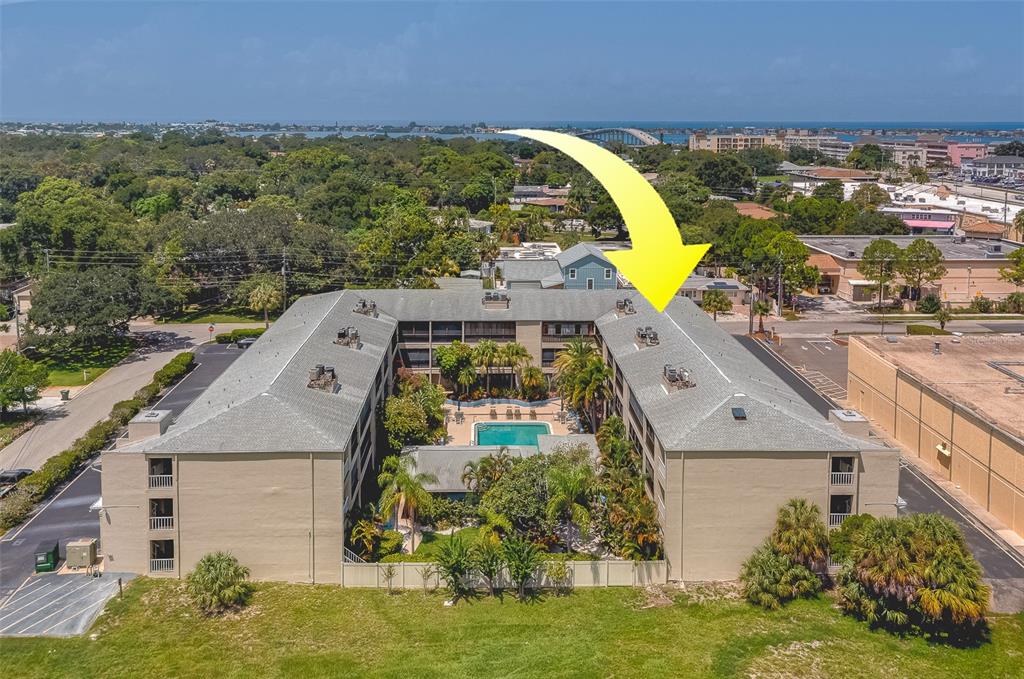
[442,399,578,445]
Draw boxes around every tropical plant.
[520,365,546,400]
[770,498,829,573]
[544,553,572,595]
[350,518,382,560]
[436,533,473,600]
[499,342,531,391]
[753,299,772,334]
[415,563,436,594]
[552,337,596,392]
[185,552,252,614]
[377,454,437,553]
[502,535,543,601]
[546,462,595,551]
[740,541,821,610]
[828,513,876,565]
[472,339,499,394]
[595,415,626,454]
[478,506,513,545]
[857,238,901,333]
[561,355,611,431]
[242,274,283,329]
[700,289,732,320]
[933,308,952,330]
[456,364,477,398]
[1002,291,1024,313]
[471,537,505,596]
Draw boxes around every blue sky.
[2,1,1022,123]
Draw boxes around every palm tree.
[478,447,513,491]
[350,518,382,560]
[461,460,482,492]
[377,454,438,553]
[568,357,612,431]
[246,276,283,329]
[520,365,545,400]
[701,289,732,321]
[753,299,772,334]
[770,498,829,573]
[473,340,499,395]
[546,463,594,552]
[185,552,252,613]
[477,506,512,545]
[933,307,952,331]
[596,416,627,454]
[500,342,531,391]
[457,364,476,398]
[553,337,596,390]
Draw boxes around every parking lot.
[772,334,849,401]
[0,572,134,637]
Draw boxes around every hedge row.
[215,328,266,344]
[906,324,951,336]
[0,351,195,532]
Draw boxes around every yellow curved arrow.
[503,129,711,312]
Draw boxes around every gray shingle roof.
[496,258,562,284]
[407,445,537,493]
[128,288,877,456]
[801,235,1019,260]
[555,242,610,268]
[596,298,879,453]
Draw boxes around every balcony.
[148,475,173,489]
[830,472,854,486]
[829,513,851,529]
[149,516,174,530]
[150,558,175,572]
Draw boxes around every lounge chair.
[514,408,522,420]
[455,411,464,424]
[505,407,514,420]
[528,408,537,420]
[489,407,498,419]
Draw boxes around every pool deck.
[443,400,577,445]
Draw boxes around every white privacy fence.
[340,560,667,589]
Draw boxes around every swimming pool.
[474,422,552,447]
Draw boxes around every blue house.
[555,243,617,290]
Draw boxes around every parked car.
[236,337,257,349]
[0,468,33,485]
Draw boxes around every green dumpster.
[34,541,59,573]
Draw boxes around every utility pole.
[44,248,51,271]
[492,176,499,205]
[776,258,784,317]
[747,282,755,335]
[281,247,289,314]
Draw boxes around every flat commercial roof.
[855,335,1024,443]
[800,235,1020,260]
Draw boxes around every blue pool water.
[475,422,551,447]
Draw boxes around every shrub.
[0,488,36,530]
[906,324,950,336]
[770,498,828,573]
[185,552,252,614]
[1002,291,1024,314]
[740,541,820,610]
[915,294,941,314]
[420,496,477,530]
[215,328,266,344]
[378,529,404,558]
[969,296,994,313]
[471,537,505,596]
[828,513,875,565]
[544,553,572,595]
[435,534,473,599]
[502,535,543,601]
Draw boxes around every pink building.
[947,142,988,168]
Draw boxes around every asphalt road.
[737,334,1024,610]
[0,342,243,602]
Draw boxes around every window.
[399,348,430,368]
[568,268,577,280]
[604,268,613,280]
[542,348,556,367]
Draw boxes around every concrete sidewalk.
[0,322,260,472]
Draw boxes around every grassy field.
[1,578,1021,678]
[156,306,273,324]
[37,338,137,386]
[0,411,40,448]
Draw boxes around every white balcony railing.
[830,471,854,486]
[149,516,174,530]
[150,558,175,572]
[829,513,851,529]
[148,475,173,489]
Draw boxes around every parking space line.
[0,580,71,620]
[1,463,100,543]
[14,581,111,635]
[0,577,38,609]
[0,579,95,632]
[39,597,108,635]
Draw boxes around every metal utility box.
[34,541,60,573]
[66,538,98,568]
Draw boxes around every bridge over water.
[574,127,662,147]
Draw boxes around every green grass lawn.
[0,411,40,448]
[1,578,1021,678]
[38,338,138,386]
[411,527,481,559]
[156,306,273,325]
[756,175,787,183]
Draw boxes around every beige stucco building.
[688,132,783,153]
[803,235,1022,306]
[848,335,1024,540]
[101,290,899,583]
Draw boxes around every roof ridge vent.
[663,364,695,390]
[353,298,378,317]
[335,326,361,349]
